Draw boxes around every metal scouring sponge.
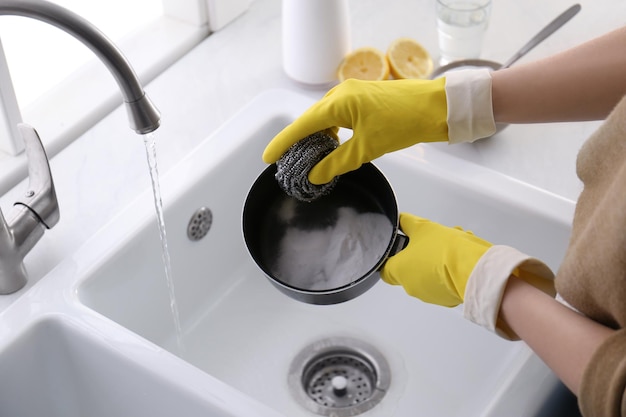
[275,131,339,202]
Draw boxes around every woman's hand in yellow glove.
[263,70,496,185]
[263,78,449,185]
[380,213,492,307]
[381,213,556,340]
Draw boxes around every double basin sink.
[0,90,578,416]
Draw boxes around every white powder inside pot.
[272,207,393,290]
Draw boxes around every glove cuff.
[445,69,496,144]
[463,245,555,340]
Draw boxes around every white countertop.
[1,0,624,309]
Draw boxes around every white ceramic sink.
[71,90,576,416]
[0,90,579,417]
[0,315,256,417]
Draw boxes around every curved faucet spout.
[0,0,160,134]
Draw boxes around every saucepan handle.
[388,231,409,257]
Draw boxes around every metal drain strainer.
[289,337,390,416]
[187,207,212,241]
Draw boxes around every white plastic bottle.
[282,0,351,86]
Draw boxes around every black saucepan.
[242,163,407,305]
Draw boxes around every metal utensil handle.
[500,4,581,69]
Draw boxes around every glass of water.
[436,0,492,64]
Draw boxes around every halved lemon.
[386,37,433,79]
[337,47,390,82]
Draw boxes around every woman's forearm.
[499,276,614,394]
[491,26,626,124]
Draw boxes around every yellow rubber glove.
[380,213,491,307]
[381,213,556,339]
[263,78,449,185]
[263,69,496,185]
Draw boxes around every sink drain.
[187,207,212,241]
[289,337,390,416]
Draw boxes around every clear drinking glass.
[436,0,492,64]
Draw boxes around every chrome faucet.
[0,0,161,294]
[0,125,58,293]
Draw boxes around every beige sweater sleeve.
[555,95,626,416]
[579,329,626,416]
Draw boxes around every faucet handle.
[15,124,59,229]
